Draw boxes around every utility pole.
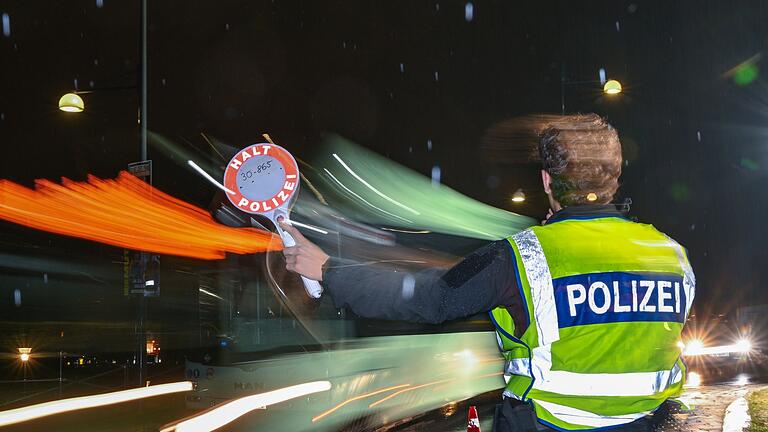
[137,0,148,387]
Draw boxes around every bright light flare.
[0,172,280,260]
[0,381,193,427]
[683,339,705,356]
[685,371,701,388]
[164,381,331,432]
[683,338,752,356]
[453,349,478,368]
[735,339,752,353]
[19,353,29,362]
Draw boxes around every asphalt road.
[2,359,767,431]
[385,360,768,432]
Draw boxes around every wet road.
[386,361,768,432]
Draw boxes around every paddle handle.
[279,229,323,299]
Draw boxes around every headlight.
[683,339,705,356]
[735,339,752,353]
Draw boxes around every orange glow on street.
[368,379,453,408]
[0,172,280,259]
[311,384,411,422]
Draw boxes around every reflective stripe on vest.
[513,229,560,346]
[534,400,651,428]
[505,352,684,396]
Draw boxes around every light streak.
[199,288,223,300]
[379,227,431,234]
[0,172,280,259]
[312,384,410,422]
[332,154,420,215]
[0,381,193,427]
[283,219,329,235]
[187,160,235,195]
[368,379,452,408]
[323,168,412,223]
[164,381,331,432]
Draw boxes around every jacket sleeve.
[321,240,524,325]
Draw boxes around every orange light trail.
[367,379,453,408]
[0,172,280,259]
[311,384,411,422]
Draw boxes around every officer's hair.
[539,114,622,206]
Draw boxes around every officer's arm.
[322,240,520,324]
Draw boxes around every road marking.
[722,396,750,432]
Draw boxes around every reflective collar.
[544,204,628,225]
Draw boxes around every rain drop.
[89,80,95,88]
[427,139,433,151]
[435,3,440,11]
[13,289,21,307]
[598,68,606,85]
[696,131,701,142]
[615,21,620,32]
[2,13,10,37]
[434,71,439,82]
[96,0,104,8]
[399,63,405,73]
[464,2,474,22]
[0,113,4,121]
[431,165,441,186]
[402,274,415,299]
[43,273,48,283]
[225,23,230,30]
[73,78,79,89]
[161,78,167,86]
[93,58,99,66]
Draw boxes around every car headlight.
[735,339,752,353]
[683,339,705,356]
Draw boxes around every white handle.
[279,229,323,299]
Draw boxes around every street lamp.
[603,80,622,95]
[58,93,85,113]
[511,189,526,203]
[18,347,31,362]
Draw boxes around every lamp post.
[57,0,149,388]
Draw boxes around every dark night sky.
[2,0,768,330]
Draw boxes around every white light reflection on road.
[0,381,193,427]
[684,371,701,388]
[165,381,331,432]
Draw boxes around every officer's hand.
[279,222,329,281]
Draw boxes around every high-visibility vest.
[490,215,695,430]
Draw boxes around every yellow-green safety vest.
[490,215,695,430]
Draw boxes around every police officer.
[280,113,695,432]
